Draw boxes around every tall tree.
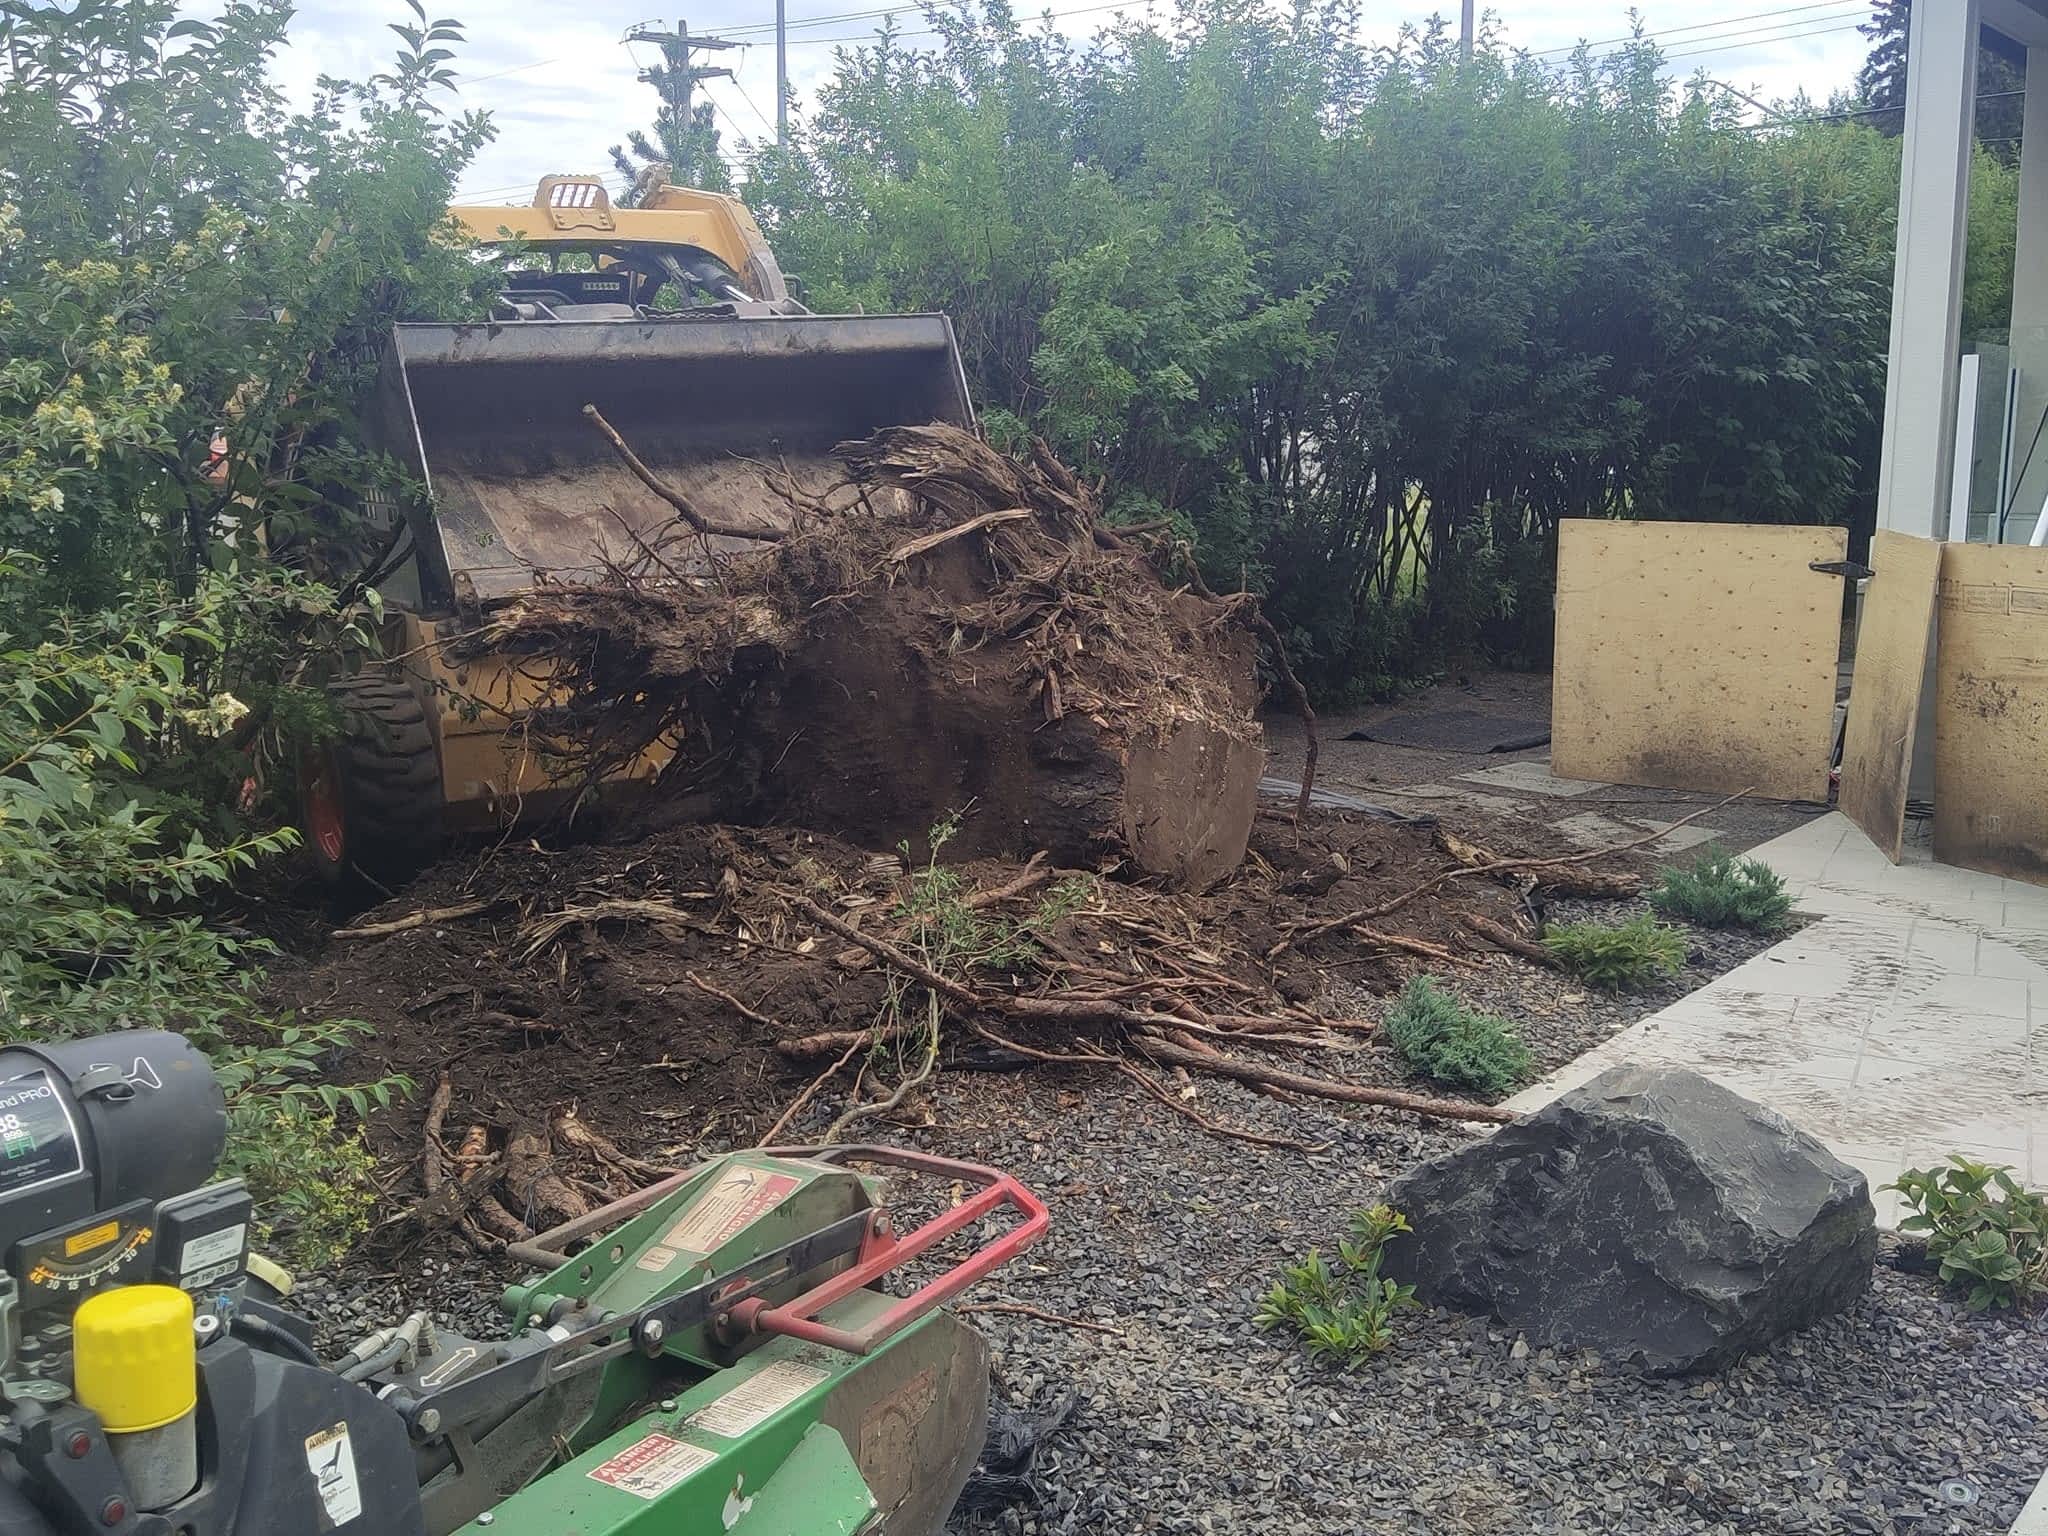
[1857,0,2023,157]
[608,34,732,198]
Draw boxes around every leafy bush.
[1649,847,1795,932]
[1888,1156,2048,1312]
[0,565,406,1265]
[1383,977,1532,1095]
[749,14,1998,696]
[1255,1205,1419,1365]
[1542,915,1687,991]
[0,0,497,1268]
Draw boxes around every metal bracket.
[1809,559,1875,580]
[388,1210,872,1442]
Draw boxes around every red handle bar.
[732,1143,1049,1356]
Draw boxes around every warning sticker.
[650,1167,802,1259]
[688,1359,830,1438]
[587,1433,718,1500]
[303,1423,363,1528]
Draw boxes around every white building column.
[2005,44,2048,539]
[1875,0,1980,537]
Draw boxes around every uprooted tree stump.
[458,423,1272,890]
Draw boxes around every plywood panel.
[1932,542,2048,884]
[1839,531,1942,861]
[1552,520,1847,801]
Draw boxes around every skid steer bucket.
[371,313,975,609]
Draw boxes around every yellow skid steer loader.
[299,175,973,890]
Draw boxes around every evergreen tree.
[608,36,731,200]
[1857,0,2023,157]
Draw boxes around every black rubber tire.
[303,673,444,894]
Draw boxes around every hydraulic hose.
[230,1313,322,1370]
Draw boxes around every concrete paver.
[1507,809,2043,1219]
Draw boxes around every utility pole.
[625,18,739,182]
[776,0,788,146]
[1459,0,1474,63]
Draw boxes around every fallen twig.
[334,900,497,941]
[1114,1057,1327,1153]
[965,1023,1321,1150]
[1349,927,1473,966]
[1268,789,1749,959]
[957,1302,1125,1337]
[685,971,782,1032]
[1134,1034,1515,1124]
[1437,829,1642,899]
[757,1034,866,1146]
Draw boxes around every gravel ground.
[923,1067,2048,1536]
[1320,900,1794,1087]
[302,897,2046,1536]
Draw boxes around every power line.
[1524,1,1866,58]
[1662,19,1865,64]
[726,73,782,137]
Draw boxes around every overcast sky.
[261,1,1877,202]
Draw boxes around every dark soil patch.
[271,805,1544,1194]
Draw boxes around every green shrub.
[1542,915,1687,990]
[1255,1205,1419,1365]
[230,1103,382,1271]
[1383,976,1532,1095]
[1888,1156,2048,1312]
[0,567,405,1268]
[1649,847,1794,931]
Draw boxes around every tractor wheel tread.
[311,671,446,893]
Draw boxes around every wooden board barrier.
[1932,542,2048,885]
[1839,532,1942,862]
[1552,520,1847,801]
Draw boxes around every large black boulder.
[1381,1065,1876,1373]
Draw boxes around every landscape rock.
[1380,1065,1876,1374]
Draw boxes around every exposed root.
[1133,1035,1514,1125]
[1462,912,1559,968]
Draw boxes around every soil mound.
[460,424,1269,889]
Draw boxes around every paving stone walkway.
[1507,809,2044,1225]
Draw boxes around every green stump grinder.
[0,1032,1046,1535]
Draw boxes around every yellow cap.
[73,1286,197,1432]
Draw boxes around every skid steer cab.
[298,175,977,895]
[0,1032,1045,1536]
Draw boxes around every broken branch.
[334,900,497,940]
[1461,913,1559,968]
[582,403,784,542]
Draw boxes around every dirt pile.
[283,803,1627,1252]
[462,423,1271,889]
